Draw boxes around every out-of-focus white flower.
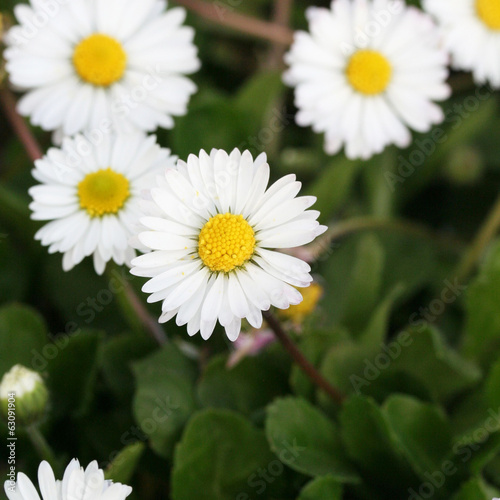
[4,0,200,137]
[284,0,450,160]
[29,133,176,274]
[423,0,500,87]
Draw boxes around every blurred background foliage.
[2,0,500,499]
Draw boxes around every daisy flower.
[284,0,451,160]
[4,459,132,500]
[423,0,500,87]
[131,148,327,341]
[4,0,200,137]
[29,133,176,275]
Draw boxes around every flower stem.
[308,216,464,261]
[173,0,294,45]
[455,193,500,283]
[0,88,43,162]
[26,425,58,468]
[106,264,167,345]
[263,310,344,404]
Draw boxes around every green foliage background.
[2,0,500,499]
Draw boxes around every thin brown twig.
[0,87,43,162]
[173,0,294,45]
[265,0,294,68]
[263,310,344,404]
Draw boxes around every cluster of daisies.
[3,0,500,497]
[2,0,500,347]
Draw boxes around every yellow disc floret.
[346,50,392,95]
[73,34,127,86]
[280,282,323,324]
[78,168,130,217]
[476,0,500,30]
[198,213,256,273]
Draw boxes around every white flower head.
[4,459,132,500]
[0,365,43,399]
[423,0,500,87]
[131,148,327,342]
[4,0,200,137]
[284,0,451,160]
[29,133,177,275]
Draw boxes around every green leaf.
[0,236,29,303]
[0,303,48,377]
[171,409,279,500]
[378,232,437,302]
[340,395,420,495]
[340,234,385,333]
[46,329,103,417]
[170,93,249,160]
[464,240,500,365]
[320,339,379,397]
[305,157,361,222]
[101,333,156,402]
[389,325,481,403]
[132,343,198,459]
[453,477,498,500]
[361,148,397,217]
[359,284,406,348]
[485,358,500,411]
[105,442,145,484]
[265,397,359,482]
[197,347,289,417]
[383,395,452,479]
[234,70,285,132]
[297,475,342,500]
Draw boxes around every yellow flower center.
[73,34,127,87]
[346,50,392,95]
[198,213,256,273]
[280,282,323,324]
[476,0,500,30]
[78,168,130,217]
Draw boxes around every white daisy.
[29,133,176,275]
[4,0,200,137]
[284,0,451,160]
[423,0,500,87]
[131,148,327,342]
[4,459,132,500]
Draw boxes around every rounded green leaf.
[265,397,359,481]
[298,475,342,500]
[132,343,198,459]
[172,409,280,500]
